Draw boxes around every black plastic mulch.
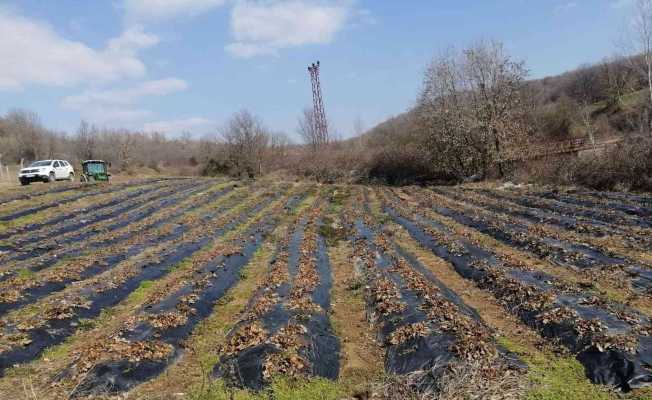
[536,191,652,222]
[0,179,185,244]
[0,181,214,266]
[0,179,172,223]
[215,215,340,391]
[351,218,524,391]
[0,185,239,316]
[476,189,652,230]
[385,204,652,391]
[415,190,652,294]
[0,189,284,377]
[67,195,306,397]
[1,179,200,249]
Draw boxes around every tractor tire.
[80,175,88,183]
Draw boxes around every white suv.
[18,160,75,186]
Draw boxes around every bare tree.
[298,108,320,150]
[622,0,652,110]
[600,57,635,106]
[418,40,531,178]
[221,110,270,177]
[4,109,45,162]
[74,120,97,161]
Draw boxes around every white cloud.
[0,10,158,90]
[143,117,215,135]
[62,78,188,127]
[123,0,227,22]
[107,25,160,54]
[226,0,354,58]
[62,78,188,109]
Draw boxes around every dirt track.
[0,179,650,399]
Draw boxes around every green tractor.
[80,160,111,183]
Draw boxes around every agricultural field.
[0,178,650,399]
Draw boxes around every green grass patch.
[16,268,35,279]
[497,337,614,400]
[189,377,344,400]
[269,377,344,400]
[76,318,96,331]
[0,212,41,230]
[328,187,351,214]
[40,335,76,361]
[127,280,155,304]
[167,259,189,273]
[318,216,349,246]
[525,356,612,400]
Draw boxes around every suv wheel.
[68,172,74,181]
[48,172,55,183]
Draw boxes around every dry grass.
[328,239,384,396]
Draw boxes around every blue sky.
[0,0,637,141]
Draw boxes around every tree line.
[0,110,215,174]
[3,1,652,190]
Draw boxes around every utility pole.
[308,61,329,146]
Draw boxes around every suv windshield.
[29,161,52,167]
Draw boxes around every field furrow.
[215,193,340,390]
[0,179,174,224]
[0,181,649,399]
[377,187,652,391]
[414,188,652,295]
[0,180,173,246]
[0,183,288,375]
[0,182,243,315]
[49,186,306,398]
[0,179,200,249]
[0,181,234,271]
[476,188,652,230]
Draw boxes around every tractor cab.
[81,160,111,183]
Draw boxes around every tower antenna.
[307,61,328,146]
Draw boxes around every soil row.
[215,193,340,391]
[343,190,524,397]
[0,182,243,316]
[0,180,213,269]
[377,187,652,391]
[56,187,307,398]
[0,183,291,376]
[415,188,652,294]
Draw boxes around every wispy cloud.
[226,0,355,58]
[143,117,215,135]
[107,25,160,54]
[122,0,227,23]
[62,78,188,109]
[61,78,188,125]
[0,10,157,90]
